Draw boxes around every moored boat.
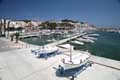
[77,38,95,43]
[82,35,97,40]
[31,46,59,58]
[61,51,91,70]
[70,41,84,45]
[88,33,99,37]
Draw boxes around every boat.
[31,46,59,58]
[47,38,56,42]
[58,44,74,50]
[118,30,120,34]
[70,41,84,45]
[82,35,97,40]
[77,38,95,43]
[62,34,72,38]
[61,50,91,70]
[88,34,99,37]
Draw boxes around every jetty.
[19,32,41,39]
[89,55,120,70]
[46,33,86,47]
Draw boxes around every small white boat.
[118,30,120,34]
[47,38,56,42]
[63,34,72,38]
[58,44,74,50]
[61,51,91,70]
[70,41,84,45]
[77,38,95,43]
[88,34,99,37]
[31,46,59,58]
[82,35,97,40]
[47,39,52,42]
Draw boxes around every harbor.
[0,47,120,80]
[0,0,120,79]
[0,31,120,80]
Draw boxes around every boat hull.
[63,59,88,70]
[31,47,59,58]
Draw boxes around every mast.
[70,42,72,62]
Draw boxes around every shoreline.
[0,35,120,80]
[0,46,120,80]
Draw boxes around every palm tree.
[7,21,10,39]
[3,19,6,37]
[15,32,20,43]
[0,20,2,36]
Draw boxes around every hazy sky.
[0,0,120,27]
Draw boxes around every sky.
[0,0,120,27]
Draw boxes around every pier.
[19,32,41,39]
[89,55,120,70]
[46,33,86,47]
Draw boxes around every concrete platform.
[89,55,120,70]
[0,48,120,80]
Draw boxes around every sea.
[20,31,120,61]
[73,31,120,61]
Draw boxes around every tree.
[0,20,2,36]
[47,22,57,30]
[60,22,74,30]
[15,32,20,43]
[22,20,31,23]
[3,19,6,36]
[39,21,57,29]
[7,21,10,39]
[16,27,24,33]
[80,22,84,24]
[39,21,48,29]
[61,19,78,23]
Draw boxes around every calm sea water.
[73,31,120,61]
[20,34,65,46]
[20,31,120,61]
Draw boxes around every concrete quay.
[0,34,120,80]
[46,33,85,47]
[89,55,120,70]
[0,48,120,80]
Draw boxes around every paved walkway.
[0,48,120,80]
[0,38,17,52]
[0,37,120,80]
[0,37,37,52]
[89,55,120,70]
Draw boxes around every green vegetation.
[61,19,78,23]
[39,21,57,30]
[22,20,31,23]
[39,20,75,30]
[80,22,84,24]
[10,32,20,43]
